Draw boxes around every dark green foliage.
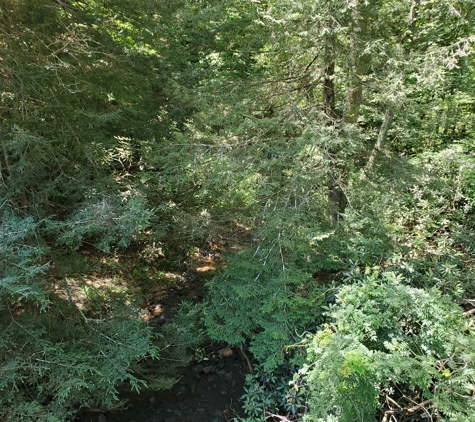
[53,191,152,252]
[188,1,475,419]
[0,0,203,415]
[142,301,207,391]
[240,364,306,421]
[0,212,49,310]
[0,210,159,421]
[205,237,328,371]
[353,146,475,297]
[0,0,193,220]
[1,0,475,419]
[0,299,158,421]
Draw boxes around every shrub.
[295,271,475,422]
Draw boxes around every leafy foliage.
[54,191,152,252]
[205,238,328,371]
[0,212,49,309]
[296,271,475,422]
[142,301,207,391]
[0,301,158,421]
[240,364,306,421]
[1,0,475,419]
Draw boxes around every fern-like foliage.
[205,231,328,371]
[295,271,475,422]
[53,191,152,252]
[0,210,159,421]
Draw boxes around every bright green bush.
[296,271,475,422]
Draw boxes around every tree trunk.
[322,13,346,223]
[343,0,368,124]
[323,60,335,121]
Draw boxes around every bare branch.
[363,107,394,176]
[266,413,292,422]
[463,308,475,317]
[238,347,254,374]
[407,399,433,414]
[52,0,75,12]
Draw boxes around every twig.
[406,399,433,414]
[463,308,475,317]
[266,413,291,421]
[238,347,254,374]
[385,395,402,409]
[381,410,396,422]
[363,107,394,176]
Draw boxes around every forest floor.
[48,239,250,422]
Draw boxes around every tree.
[0,1,191,418]
[0,0,192,219]
[194,0,475,419]
[1,0,474,419]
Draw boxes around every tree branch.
[266,413,292,421]
[463,308,475,317]
[238,347,254,374]
[52,0,75,12]
[363,107,394,175]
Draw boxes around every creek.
[77,262,248,422]
[104,349,246,422]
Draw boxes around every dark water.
[78,272,247,422]
[109,351,246,422]
[77,350,246,422]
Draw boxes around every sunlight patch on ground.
[53,275,127,310]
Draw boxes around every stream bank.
[76,252,248,422]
